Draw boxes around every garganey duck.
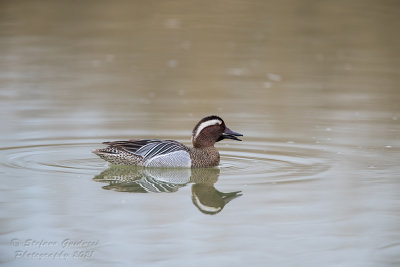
[93,115,243,168]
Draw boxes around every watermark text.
[9,238,99,260]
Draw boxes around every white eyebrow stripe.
[195,119,222,138]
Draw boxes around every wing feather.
[104,139,188,160]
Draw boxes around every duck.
[93,115,243,168]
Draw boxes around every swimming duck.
[93,115,243,168]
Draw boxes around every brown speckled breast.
[189,147,220,168]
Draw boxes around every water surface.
[1,1,399,266]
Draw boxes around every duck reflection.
[93,166,242,215]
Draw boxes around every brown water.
[1,1,400,266]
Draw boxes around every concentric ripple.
[0,143,104,175]
[219,139,330,183]
[0,138,330,183]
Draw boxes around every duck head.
[191,115,243,148]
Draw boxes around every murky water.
[1,1,399,266]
